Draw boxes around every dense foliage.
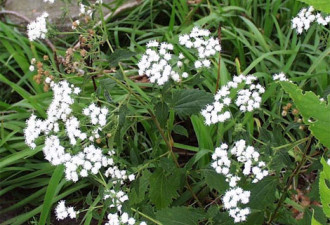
[0,0,329,225]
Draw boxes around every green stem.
[103,67,203,207]
[267,135,312,224]
[131,208,163,225]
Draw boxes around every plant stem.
[131,208,163,225]
[104,68,203,207]
[267,135,312,224]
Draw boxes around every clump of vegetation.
[0,0,329,225]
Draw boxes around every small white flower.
[43,0,55,3]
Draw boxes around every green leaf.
[248,176,277,210]
[109,49,136,67]
[298,0,330,13]
[172,124,188,137]
[280,82,330,148]
[270,149,292,172]
[129,170,151,205]
[155,207,205,225]
[149,168,180,209]
[154,102,169,128]
[319,157,330,217]
[38,165,64,225]
[311,210,322,225]
[203,169,228,194]
[185,149,212,169]
[166,89,213,117]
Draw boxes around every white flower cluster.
[65,116,86,145]
[223,188,250,223]
[292,6,330,34]
[105,213,146,225]
[27,12,49,41]
[43,0,55,3]
[55,200,77,220]
[24,80,116,182]
[201,74,264,125]
[178,27,221,69]
[211,140,268,186]
[25,80,81,149]
[211,143,231,175]
[230,140,268,183]
[104,188,146,225]
[211,140,269,222]
[83,103,108,127]
[105,165,135,184]
[273,72,291,82]
[64,145,115,181]
[104,189,129,212]
[138,27,221,85]
[138,41,185,85]
[83,103,108,142]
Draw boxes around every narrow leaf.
[38,165,65,225]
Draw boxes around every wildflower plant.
[1,1,330,225]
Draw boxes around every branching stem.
[267,135,312,224]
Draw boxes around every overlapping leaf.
[280,82,330,148]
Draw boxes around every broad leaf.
[280,82,330,148]
[319,158,330,217]
[248,176,277,210]
[149,168,180,209]
[203,169,228,194]
[154,102,169,128]
[109,49,136,67]
[173,124,188,137]
[166,89,213,117]
[298,0,330,13]
[129,170,151,205]
[155,207,205,225]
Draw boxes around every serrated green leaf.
[248,176,277,210]
[298,0,330,13]
[203,169,228,194]
[149,168,180,209]
[280,82,330,148]
[167,89,213,117]
[155,206,205,225]
[243,212,264,225]
[109,49,136,67]
[129,170,151,205]
[319,157,330,217]
[155,102,169,128]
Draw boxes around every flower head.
[27,12,49,41]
